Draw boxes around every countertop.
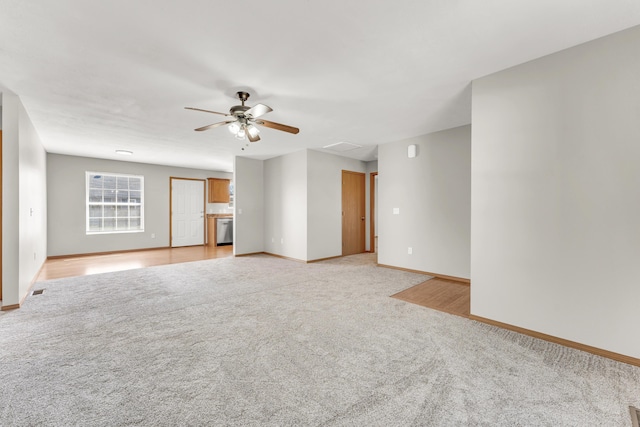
[207,213,233,218]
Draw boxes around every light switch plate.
[393,208,400,215]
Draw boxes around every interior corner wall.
[471,25,640,358]
[234,156,264,255]
[378,125,471,279]
[306,150,367,261]
[1,93,47,307]
[263,150,307,260]
[47,153,231,256]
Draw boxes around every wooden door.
[342,170,366,256]
[170,178,205,247]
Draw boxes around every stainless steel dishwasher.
[216,218,233,246]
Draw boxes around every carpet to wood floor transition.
[391,278,470,318]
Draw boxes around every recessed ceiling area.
[1,1,639,172]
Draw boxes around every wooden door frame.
[169,177,206,248]
[342,170,366,256]
[0,130,3,301]
[369,172,378,253]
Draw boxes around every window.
[86,172,144,234]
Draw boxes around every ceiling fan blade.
[247,131,260,143]
[255,119,300,134]
[185,107,230,116]
[244,103,273,119]
[195,120,236,132]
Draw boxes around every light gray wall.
[307,150,368,260]
[47,153,230,256]
[234,157,264,255]
[471,25,640,358]
[263,150,307,260]
[19,100,48,301]
[378,125,471,279]
[1,94,19,305]
[1,93,47,306]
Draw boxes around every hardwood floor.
[391,278,470,318]
[37,245,233,281]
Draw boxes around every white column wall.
[471,25,640,358]
[263,150,307,260]
[233,157,264,255]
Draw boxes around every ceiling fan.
[185,91,299,143]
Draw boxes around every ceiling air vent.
[323,141,362,152]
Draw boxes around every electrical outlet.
[151,233,155,238]
[271,237,275,243]
[408,247,412,255]
[393,208,400,215]
[280,238,284,244]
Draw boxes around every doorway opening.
[370,172,378,255]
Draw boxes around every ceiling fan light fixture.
[236,128,246,139]
[247,125,259,138]
[228,122,240,134]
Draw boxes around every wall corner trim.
[469,314,640,367]
[377,263,470,285]
[234,251,268,258]
[307,255,342,263]
[262,252,307,263]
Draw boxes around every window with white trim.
[86,172,144,234]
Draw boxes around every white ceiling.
[1,1,639,172]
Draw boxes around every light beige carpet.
[1,253,639,426]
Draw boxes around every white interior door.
[171,178,205,247]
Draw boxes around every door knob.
[361,216,365,220]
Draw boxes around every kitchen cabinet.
[208,178,230,203]
[207,216,217,247]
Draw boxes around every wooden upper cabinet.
[208,178,230,203]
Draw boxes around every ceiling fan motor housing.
[230,105,250,117]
